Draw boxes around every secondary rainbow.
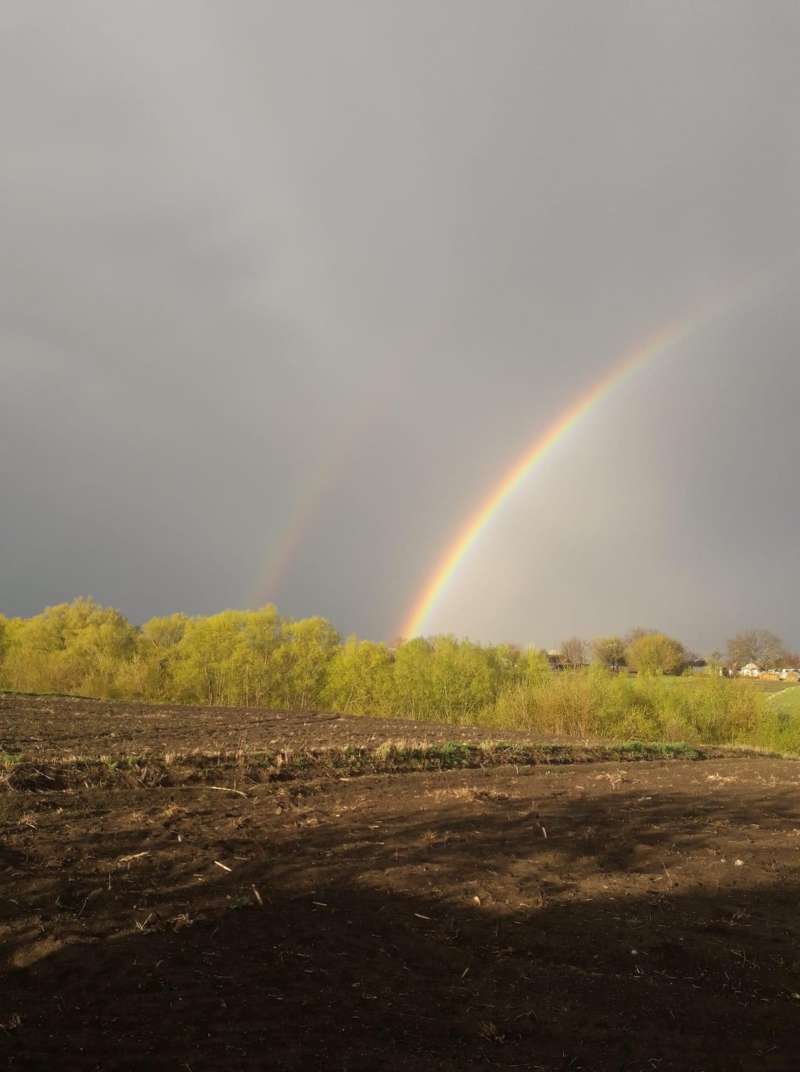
[399,317,701,639]
[251,449,343,607]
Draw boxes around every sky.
[1,0,798,654]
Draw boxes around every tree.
[324,637,396,714]
[393,637,436,719]
[428,636,499,718]
[591,636,626,671]
[727,630,787,671]
[115,613,192,701]
[560,637,588,669]
[1,597,135,696]
[273,616,340,709]
[625,632,686,675]
[171,611,247,706]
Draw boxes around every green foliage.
[1,598,791,752]
[272,616,340,709]
[625,632,686,675]
[324,637,396,714]
[749,688,800,754]
[1,597,135,697]
[750,706,800,754]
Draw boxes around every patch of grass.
[752,680,800,695]
[770,687,800,714]
[609,741,703,760]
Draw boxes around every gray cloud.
[1,1,798,652]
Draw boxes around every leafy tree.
[521,647,552,684]
[171,611,241,705]
[140,613,190,653]
[117,613,191,701]
[625,632,686,675]
[592,636,626,671]
[273,616,340,709]
[428,636,499,719]
[393,637,436,719]
[233,605,284,706]
[1,597,135,696]
[324,637,396,714]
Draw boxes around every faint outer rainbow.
[399,316,702,640]
[250,415,368,607]
[251,447,345,607]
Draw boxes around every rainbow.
[251,449,346,607]
[399,314,707,639]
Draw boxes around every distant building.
[739,663,761,678]
[779,669,800,682]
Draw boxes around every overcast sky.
[1,1,798,653]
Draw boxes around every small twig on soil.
[414,912,432,921]
[174,784,249,798]
[512,1008,538,1022]
[214,860,232,872]
[117,851,150,866]
[251,885,264,907]
[135,912,155,931]
[78,888,104,916]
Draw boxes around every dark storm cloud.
[1,1,798,651]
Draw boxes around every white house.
[739,663,761,678]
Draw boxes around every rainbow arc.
[398,316,707,639]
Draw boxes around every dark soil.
[0,693,636,759]
[2,696,800,1070]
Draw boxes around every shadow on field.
[2,779,800,1071]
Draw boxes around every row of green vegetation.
[1,599,798,753]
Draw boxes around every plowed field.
[2,695,800,1070]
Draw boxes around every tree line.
[0,600,795,749]
[562,627,797,675]
[0,598,550,718]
